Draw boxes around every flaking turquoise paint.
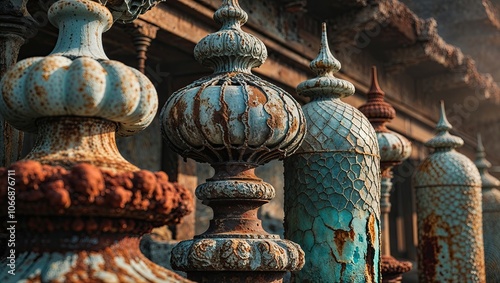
[284,23,381,283]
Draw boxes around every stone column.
[126,19,159,74]
[0,0,37,167]
[0,0,193,281]
[359,66,412,283]
[475,133,500,283]
[283,23,381,283]
[163,1,306,282]
[413,101,485,282]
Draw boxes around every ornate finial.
[359,66,396,132]
[475,133,500,188]
[100,0,165,23]
[425,100,464,149]
[310,22,341,76]
[297,22,354,98]
[193,0,267,73]
[162,0,306,281]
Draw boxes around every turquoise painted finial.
[297,22,355,98]
[425,100,464,149]
[475,133,500,188]
[193,0,267,73]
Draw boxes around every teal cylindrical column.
[413,101,485,282]
[284,23,381,283]
[475,133,500,282]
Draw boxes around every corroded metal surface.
[380,255,412,283]
[283,23,381,283]
[162,0,306,281]
[0,0,194,281]
[0,1,157,137]
[359,67,412,282]
[413,102,485,282]
[0,237,192,283]
[475,133,500,283]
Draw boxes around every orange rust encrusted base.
[381,255,412,283]
[0,160,193,226]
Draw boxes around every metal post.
[0,0,193,281]
[359,66,412,283]
[413,101,485,282]
[475,133,500,282]
[283,23,381,283]
[163,1,306,282]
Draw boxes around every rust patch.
[334,228,355,256]
[365,214,377,283]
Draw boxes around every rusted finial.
[436,100,452,132]
[475,133,500,188]
[358,66,395,131]
[425,100,464,149]
[194,0,266,73]
[297,22,354,98]
[369,66,384,97]
[310,22,341,76]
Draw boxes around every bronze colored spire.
[359,66,396,132]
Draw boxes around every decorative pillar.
[162,1,306,282]
[0,0,194,281]
[358,66,412,283]
[413,101,485,282]
[0,0,37,167]
[126,19,159,74]
[475,133,500,282]
[283,23,381,283]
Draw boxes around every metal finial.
[475,133,500,188]
[194,0,267,73]
[369,66,384,97]
[359,66,396,131]
[214,0,248,27]
[310,22,341,76]
[297,22,354,98]
[436,100,453,132]
[425,101,464,149]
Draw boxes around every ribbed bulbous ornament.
[475,133,500,282]
[0,0,157,137]
[0,0,157,171]
[162,1,306,282]
[413,101,485,282]
[161,1,304,164]
[284,23,381,283]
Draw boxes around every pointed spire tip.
[368,66,384,96]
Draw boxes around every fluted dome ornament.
[413,101,485,282]
[475,133,500,282]
[0,0,193,282]
[0,0,158,171]
[359,66,412,283]
[284,23,381,283]
[162,0,306,282]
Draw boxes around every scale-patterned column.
[475,133,500,282]
[414,101,485,282]
[359,67,412,283]
[163,1,306,282]
[284,23,381,283]
[0,0,193,281]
